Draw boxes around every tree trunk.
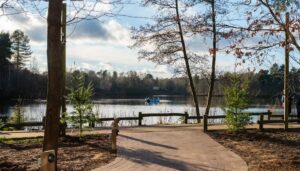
[43,0,63,169]
[80,112,83,138]
[61,3,67,137]
[175,0,200,123]
[204,0,217,132]
[284,12,289,130]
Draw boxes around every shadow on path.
[118,147,223,171]
[119,134,177,150]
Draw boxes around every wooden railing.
[0,121,44,130]
[257,113,300,130]
[3,110,299,130]
[96,111,273,126]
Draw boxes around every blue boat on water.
[145,97,160,104]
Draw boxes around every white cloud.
[102,20,132,45]
[78,62,113,71]
[139,65,174,78]
[69,19,132,46]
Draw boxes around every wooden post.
[42,116,46,130]
[138,112,142,126]
[40,150,56,171]
[203,115,208,132]
[184,112,188,124]
[284,12,290,131]
[259,113,264,131]
[111,118,119,154]
[267,110,271,121]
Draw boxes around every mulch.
[208,128,300,171]
[0,134,114,171]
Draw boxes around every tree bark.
[61,3,67,137]
[175,0,200,123]
[204,0,217,131]
[43,0,63,169]
[284,12,289,130]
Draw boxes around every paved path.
[94,125,248,171]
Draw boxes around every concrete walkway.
[94,125,248,171]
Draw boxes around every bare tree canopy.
[131,0,210,122]
[0,0,125,24]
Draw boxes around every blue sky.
[0,0,298,77]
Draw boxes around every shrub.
[224,75,251,132]
[10,98,25,130]
[67,73,94,138]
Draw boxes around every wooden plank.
[142,113,186,117]
[118,117,139,121]
[97,117,139,122]
[208,115,226,119]
[245,112,271,116]
[188,115,226,119]
[97,118,115,122]
[269,114,284,118]
[258,120,284,124]
[188,116,203,120]
[188,112,270,120]
[287,119,300,123]
[258,119,300,124]
[1,122,43,128]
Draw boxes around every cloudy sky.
[0,0,296,77]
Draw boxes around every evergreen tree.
[67,73,94,138]
[224,75,251,132]
[0,32,12,92]
[0,32,12,68]
[10,30,32,70]
[10,98,25,130]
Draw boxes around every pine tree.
[10,30,32,70]
[0,32,12,91]
[10,98,25,130]
[0,32,12,67]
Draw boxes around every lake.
[0,96,289,127]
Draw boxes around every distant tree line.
[1,62,299,100]
[1,29,299,100]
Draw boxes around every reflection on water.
[0,96,289,126]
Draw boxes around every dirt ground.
[208,128,300,171]
[0,134,114,171]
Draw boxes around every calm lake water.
[0,96,289,127]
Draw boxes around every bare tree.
[131,0,205,122]
[0,0,9,8]
[258,0,300,52]
[255,0,299,130]
[217,0,299,130]
[203,0,217,131]
[218,0,299,65]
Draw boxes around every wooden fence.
[258,113,300,130]
[2,111,300,130]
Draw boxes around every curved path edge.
[93,125,248,171]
